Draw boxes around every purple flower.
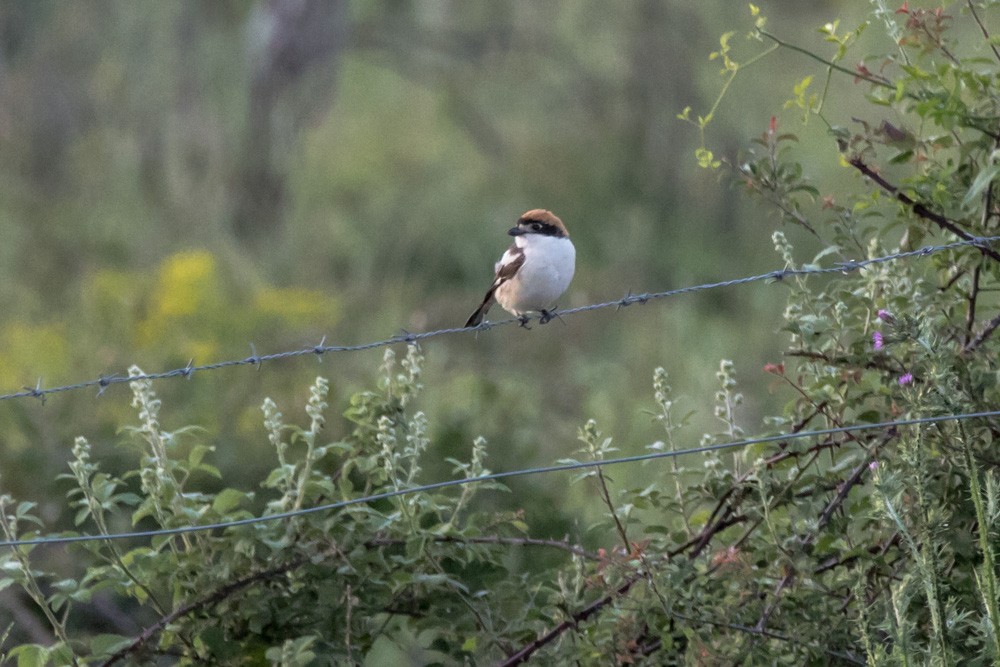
[873,331,884,350]
[869,460,879,471]
[898,373,914,386]
[877,309,894,323]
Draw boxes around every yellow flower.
[151,250,218,319]
[254,286,338,326]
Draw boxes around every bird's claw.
[539,309,565,325]
[517,315,532,329]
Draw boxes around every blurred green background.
[0,1,872,538]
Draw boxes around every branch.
[593,465,632,553]
[103,533,595,664]
[101,555,310,666]
[757,30,892,89]
[848,157,1000,263]
[684,513,748,560]
[962,310,1000,354]
[964,265,981,348]
[366,534,599,560]
[682,485,746,559]
[967,0,1000,65]
[817,453,875,530]
[787,349,902,374]
[499,424,887,664]
[760,31,1000,140]
[498,577,640,666]
[754,569,795,633]
[630,611,865,665]
[815,533,899,575]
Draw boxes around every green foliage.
[4,3,1000,664]
[2,348,537,664]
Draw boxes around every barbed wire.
[3,408,998,549]
[2,234,997,405]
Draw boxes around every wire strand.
[1,235,997,404]
[3,408,998,549]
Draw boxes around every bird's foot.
[517,315,532,329]
[539,309,565,325]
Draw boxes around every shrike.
[465,209,575,327]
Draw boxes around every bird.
[465,209,576,328]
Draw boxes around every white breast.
[495,235,575,316]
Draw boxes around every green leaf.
[10,643,49,667]
[198,463,222,479]
[212,488,247,514]
[188,444,211,468]
[89,634,134,656]
[73,507,91,526]
[962,164,1000,208]
[888,150,914,164]
[855,410,884,424]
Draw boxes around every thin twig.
[592,463,673,618]
[967,0,1000,64]
[965,265,981,348]
[344,584,355,664]
[101,555,311,666]
[758,30,893,88]
[754,569,795,633]
[366,534,599,560]
[594,467,631,554]
[787,349,903,374]
[817,452,877,530]
[498,577,640,666]
[963,311,1000,353]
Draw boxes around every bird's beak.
[508,226,525,236]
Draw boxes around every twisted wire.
[3,408,998,549]
[2,235,996,404]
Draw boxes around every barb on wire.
[1,235,997,404]
[3,408,998,549]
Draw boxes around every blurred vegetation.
[0,0,865,519]
[2,0,1000,662]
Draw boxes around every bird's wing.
[464,244,524,327]
[491,244,525,289]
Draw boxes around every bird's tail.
[465,294,495,327]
